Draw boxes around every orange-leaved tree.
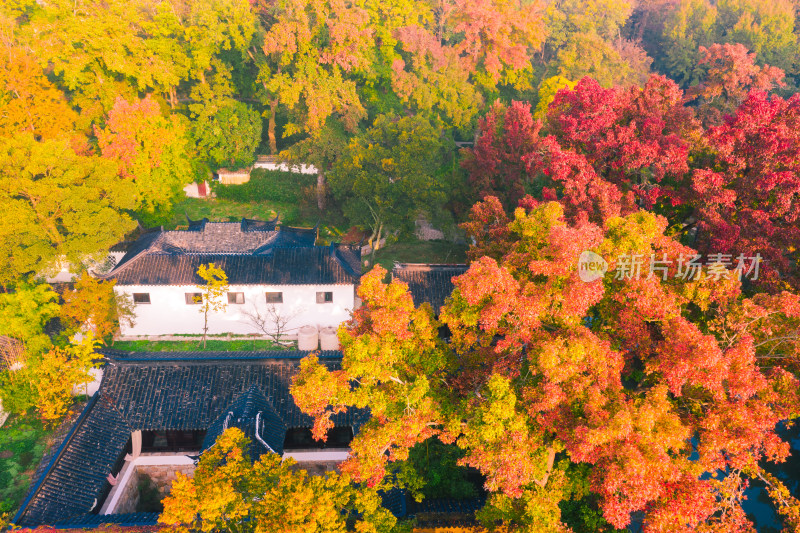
[292,197,800,531]
[61,273,135,344]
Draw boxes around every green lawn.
[365,239,469,272]
[163,197,292,229]
[112,339,294,352]
[0,415,51,516]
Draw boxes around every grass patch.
[365,239,469,273]
[158,197,345,242]
[0,416,53,515]
[213,169,316,205]
[161,197,294,229]
[112,339,294,352]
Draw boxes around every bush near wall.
[212,169,316,204]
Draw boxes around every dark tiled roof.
[391,263,469,313]
[202,385,287,456]
[15,394,132,528]
[99,357,365,432]
[16,352,368,528]
[146,222,280,254]
[106,247,360,286]
[241,216,279,232]
[103,219,360,286]
[99,348,343,362]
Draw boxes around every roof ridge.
[99,349,343,364]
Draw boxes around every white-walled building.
[101,218,361,337]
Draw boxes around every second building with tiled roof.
[102,218,361,337]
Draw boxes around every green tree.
[329,114,454,249]
[23,0,257,126]
[195,263,228,348]
[192,99,263,170]
[543,0,649,87]
[0,134,136,284]
[0,283,59,356]
[96,95,194,216]
[280,118,349,210]
[159,427,396,533]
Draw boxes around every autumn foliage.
[463,66,800,290]
[159,427,395,533]
[293,198,800,531]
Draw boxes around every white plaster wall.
[252,160,319,175]
[101,454,196,515]
[116,284,355,336]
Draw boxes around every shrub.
[212,169,316,204]
[136,473,164,513]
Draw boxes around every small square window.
[132,293,150,304]
[265,292,283,304]
[316,291,333,304]
[185,292,203,305]
[228,292,245,304]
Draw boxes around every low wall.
[102,454,195,515]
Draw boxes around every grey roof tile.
[103,220,360,286]
[391,263,469,314]
[15,351,368,528]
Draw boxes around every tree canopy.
[293,199,800,530]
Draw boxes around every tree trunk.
[316,170,326,211]
[202,308,208,349]
[370,222,383,261]
[268,102,278,154]
[533,446,557,488]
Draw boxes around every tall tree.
[0,42,77,140]
[0,134,136,285]
[160,427,396,532]
[0,283,59,356]
[691,90,800,290]
[463,76,698,219]
[542,0,650,87]
[191,98,263,170]
[30,336,98,425]
[257,0,373,153]
[96,95,193,216]
[61,273,135,345]
[292,198,800,530]
[329,114,453,247]
[25,0,257,125]
[195,263,228,348]
[689,43,785,125]
[462,100,542,209]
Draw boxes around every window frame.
[316,291,333,304]
[185,292,203,305]
[132,293,151,304]
[227,292,245,304]
[265,291,283,304]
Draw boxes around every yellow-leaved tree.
[160,427,396,533]
[196,263,228,348]
[32,335,100,425]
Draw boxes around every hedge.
[212,168,316,204]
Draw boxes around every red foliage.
[461,100,542,210]
[690,43,785,126]
[693,91,800,290]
